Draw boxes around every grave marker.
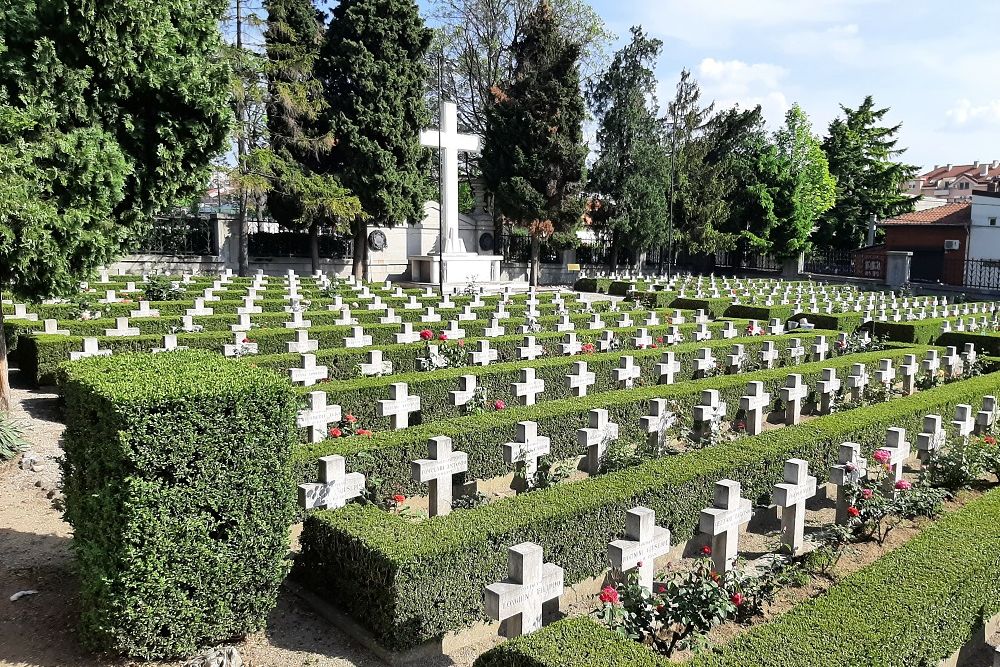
[607,507,671,591]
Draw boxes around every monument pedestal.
[409,252,504,287]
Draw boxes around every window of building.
[990,217,997,226]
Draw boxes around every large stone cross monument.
[411,100,502,287]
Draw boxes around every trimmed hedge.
[627,291,676,308]
[291,345,921,495]
[791,311,864,333]
[60,351,297,659]
[670,297,733,320]
[293,346,986,651]
[294,331,837,434]
[723,305,796,323]
[872,316,971,345]
[474,486,1000,667]
[938,330,1000,356]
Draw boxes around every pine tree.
[264,0,361,272]
[816,96,918,249]
[317,0,432,280]
[587,26,668,270]
[480,0,588,286]
[772,104,837,259]
[0,0,230,410]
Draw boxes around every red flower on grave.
[393,494,406,504]
[985,435,997,446]
[637,561,643,568]
[847,506,861,518]
[709,570,720,583]
[494,399,506,411]
[861,488,874,500]
[420,329,433,341]
[581,343,595,354]
[700,545,712,556]
[598,586,620,605]
[895,479,912,491]
[651,343,658,349]
[356,428,373,437]
[873,449,891,464]
[438,333,448,341]
[657,337,665,344]
[345,414,358,424]
[242,338,250,344]
[730,593,745,607]
[657,585,667,594]
[329,427,343,438]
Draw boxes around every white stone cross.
[693,322,711,342]
[875,358,896,391]
[298,455,365,510]
[780,374,808,425]
[420,101,482,253]
[380,308,401,325]
[632,327,653,349]
[760,341,779,369]
[942,346,963,378]
[725,344,746,375]
[830,442,868,524]
[721,321,738,339]
[739,381,771,435]
[130,301,160,318]
[693,389,727,439]
[512,368,545,406]
[597,330,616,352]
[484,542,564,638]
[555,315,574,332]
[812,335,829,362]
[847,363,869,402]
[608,507,671,591]
[641,398,677,451]
[223,331,258,357]
[484,319,506,338]
[412,436,468,517]
[578,408,620,474]
[962,343,977,367]
[70,337,111,361]
[469,340,498,366]
[287,329,319,354]
[450,375,477,407]
[881,428,911,484]
[559,332,582,356]
[503,421,551,486]
[612,355,641,388]
[421,307,442,323]
[916,414,946,463]
[817,368,841,414]
[289,354,329,386]
[699,479,753,574]
[378,383,422,429]
[152,334,188,354]
[655,351,681,385]
[42,319,69,336]
[359,349,392,376]
[899,354,918,396]
[587,314,605,330]
[231,313,253,333]
[952,404,975,438]
[693,347,717,378]
[237,296,260,315]
[564,361,596,397]
[921,350,940,380]
[281,308,309,330]
[395,323,422,345]
[518,336,545,361]
[105,317,139,337]
[344,326,373,349]
[786,338,805,365]
[772,458,817,555]
[976,395,998,435]
[297,391,342,443]
[441,320,466,340]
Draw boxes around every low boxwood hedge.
[873,316,969,345]
[670,297,733,320]
[295,364,993,651]
[938,330,1000,356]
[60,351,297,659]
[295,331,836,435]
[723,305,796,323]
[474,485,1000,667]
[791,311,864,333]
[627,291,676,308]
[291,345,922,496]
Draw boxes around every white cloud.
[945,99,1000,128]
[781,24,864,63]
[695,59,790,127]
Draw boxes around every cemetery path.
[0,371,455,667]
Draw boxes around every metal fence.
[804,249,886,280]
[950,258,1000,291]
[138,216,216,256]
[248,230,353,258]
[496,233,563,264]
[714,251,781,272]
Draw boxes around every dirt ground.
[2,362,997,667]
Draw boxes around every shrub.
[59,351,297,658]
[0,413,29,461]
[669,297,733,320]
[724,305,796,323]
[294,356,990,651]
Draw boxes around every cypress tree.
[480,0,588,287]
[317,0,432,280]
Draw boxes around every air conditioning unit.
[944,240,960,250]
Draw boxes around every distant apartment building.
[902,161,1000,202]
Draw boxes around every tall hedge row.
[474,486,1000,667]
[60,351,298,658]
[295,358,992,651]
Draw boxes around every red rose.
[848,506,861,517]
[710,570,720,582]
[894,479,912,491]
[598,585,620,604]
[393,494,405,504]
[656,337,664,343]
[356,428,373,437]
[438,333,448,341]
[730,593,744,606]
[345,414,358,424]
[458,339,465,347]
[242,338,250,344]
[494,399,506,411]
[700,545,712,556]
[420,329,433,341]
[329,427,342,438]
[651,343,658,349]
[657,585,666,593]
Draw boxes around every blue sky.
[413,0,1000,172]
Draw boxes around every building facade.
[903,162,1000,202]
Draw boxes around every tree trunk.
[0,293,10,413]
[529,235,541,287]
[237,204,249,277]
[309,221,321,274]
[352,218,367,281]
[609,244,619,273]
